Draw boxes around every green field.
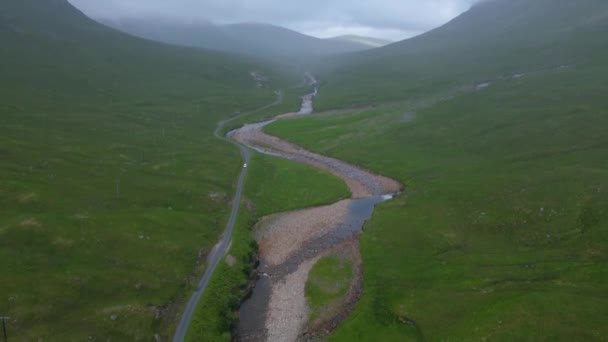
[245,153,350,216]
[306,256,354,323]
[266,63,608,340]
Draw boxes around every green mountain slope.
[0,0,291,340]
[101,18,374,58]
[98,17,238,53]
[264,0,608,340]
[316,0,608,109]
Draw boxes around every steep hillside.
[98,17,238,53]
[101,18,374,58]
[0,0,292,340]
[1,0,106,35]
[315,0,608,109]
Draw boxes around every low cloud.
[69,0,480,40]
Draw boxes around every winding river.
[230,75,402,341]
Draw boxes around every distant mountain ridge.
[316,0,608,108]
[329,35,393,48]
[99,18,385,58]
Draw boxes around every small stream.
[298,72,318,115]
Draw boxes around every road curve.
[172,91,283,342]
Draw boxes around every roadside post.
[0,316,8,342]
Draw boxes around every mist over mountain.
[329,35,393,48]
[69,0,479,42]
[100,17,387,58]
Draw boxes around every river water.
[234,76,399,341]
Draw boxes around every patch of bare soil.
[20,218,41,227]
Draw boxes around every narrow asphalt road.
[172,91,283,342]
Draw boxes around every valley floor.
[231,110,400,340]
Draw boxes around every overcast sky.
[68,0,480,41]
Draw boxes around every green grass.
[186,152,350,340]
[306,256,354,322]
[245,153,350,216]
[186,204,257,342]
[266,64,608,340]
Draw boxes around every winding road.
[172,90,283,342]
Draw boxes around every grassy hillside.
[265,1,608,339]
[314,0,608,110]
[101,18,373,59]
[0,0,296,340]
[98,17,237,53]
[267,60,608,341]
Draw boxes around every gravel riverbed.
[233,104,402,341]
